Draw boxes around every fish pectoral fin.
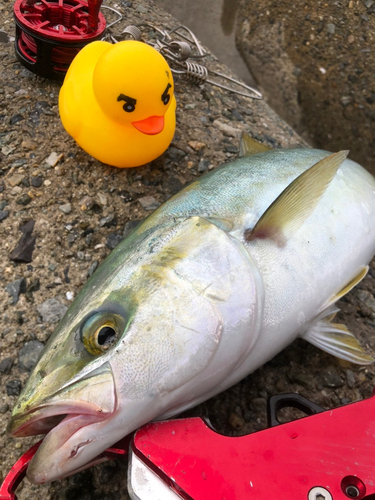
[239,132,272,157]
[320,265,369,311]
[302,306,374,365]
[245,150,348,246]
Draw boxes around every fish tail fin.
[302,305,374,365]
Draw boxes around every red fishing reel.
[13,0,106,80]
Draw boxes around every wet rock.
[0,210,9,221]
[16,193,32,205]
[37,297,68,324]
[5,277,26,304]
[139,195,160,211]
[59,203,72,214]
[0,358,13,374]
[6,380,22,396]
[18,340,45,371]
[319,366,344,388]
[106,232,123,250]
[10,220,36,263]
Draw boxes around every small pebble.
[228,412,245,429]
[139,195,160,211]
[18,340,45,371]
[106,232,123,250]
[87,260,99,276]
[100,214,116,227]
[16,193,32,206]
[213,120,242,138]
[319,366,344,388]
[59,203,72,214]
[346,369,356,388]
[5,277,26,304]
[6,380,22,396]
[45,152,63,167]
[37,297,68,324]
[0,358,13,374]
[0,403,9,414]
[198,159,210,173]
[9,113,24,125]
[0,210,9,221]
[31,176,43,188]
[7,174,25,187]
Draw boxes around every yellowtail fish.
[8,135,375,484]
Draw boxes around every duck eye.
[117,93,136,113]
[81,312,124,356]
[161,83,172,106]
[162,94,170,105]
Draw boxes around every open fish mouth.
[8,400,112,438]
[7,361,117,483]
[8,401,116,484]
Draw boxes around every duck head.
[92,40,175,135]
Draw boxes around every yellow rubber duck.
[59,40,176,168]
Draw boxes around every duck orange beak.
[131,115,164,135]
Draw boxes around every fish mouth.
[7,362,117,483]
[132,115,164,135]
[8,401,115,484]
[8,400,111,438]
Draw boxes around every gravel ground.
[1,0,375,499]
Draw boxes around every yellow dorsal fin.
[245,150,349,246]
[321,266,369,311]
[239,132,271,157]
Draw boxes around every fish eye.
[97,325,117,347]
[117,93,136,113]
[81,312,124,356]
